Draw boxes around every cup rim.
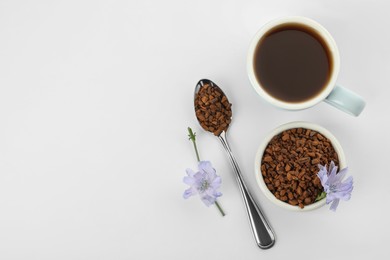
[247,16,341,110]
[254,121,347,211]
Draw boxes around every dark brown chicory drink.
[253,23,333,103]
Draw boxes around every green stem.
[215,200,225,217]
[193,140,200,162]
[188,127,200,162]
[188,127,226,217]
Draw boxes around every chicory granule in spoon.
[194,83,232,136]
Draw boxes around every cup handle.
[324,85,366,116]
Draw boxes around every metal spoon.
[194,79,275,249]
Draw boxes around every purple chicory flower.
[183,161,222,207]
[317,161,353,211]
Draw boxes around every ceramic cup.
[247,16,366,116]
[254,121,347,211]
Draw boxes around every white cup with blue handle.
[247,16,365,116]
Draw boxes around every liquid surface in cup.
[253,23,333,103]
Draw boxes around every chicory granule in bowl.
[254,121,346,211]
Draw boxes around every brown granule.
[261,128,339,209]
[195,83,232,136]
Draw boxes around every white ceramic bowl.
[254,121,346,211]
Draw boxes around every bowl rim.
[254,121,347,211]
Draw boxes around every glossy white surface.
[0,0,389,259]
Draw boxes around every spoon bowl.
[194,79,232,135]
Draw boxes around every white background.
[0,0,389,259]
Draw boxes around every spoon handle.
[218,131,275,249]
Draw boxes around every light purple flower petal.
[205,186,222,197]
[317,165,329,188]
[328,161,337,176]
[317,161,353,211]
[183,187,196,199]
[333,176,353,201]
[326,192,336,203]
[183,176,195,185]
[201,194,216,206]
[327,164,339,186]
[193,172,205,188]
[198,161,215,174]
[338,192,352,201]
[333,167,348,183]
[329,198,340,211]
[183,161,223,207]
[214,191,222,197]
[339,175,353,188]
[186,168,196,178]
[210,176,222,189]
